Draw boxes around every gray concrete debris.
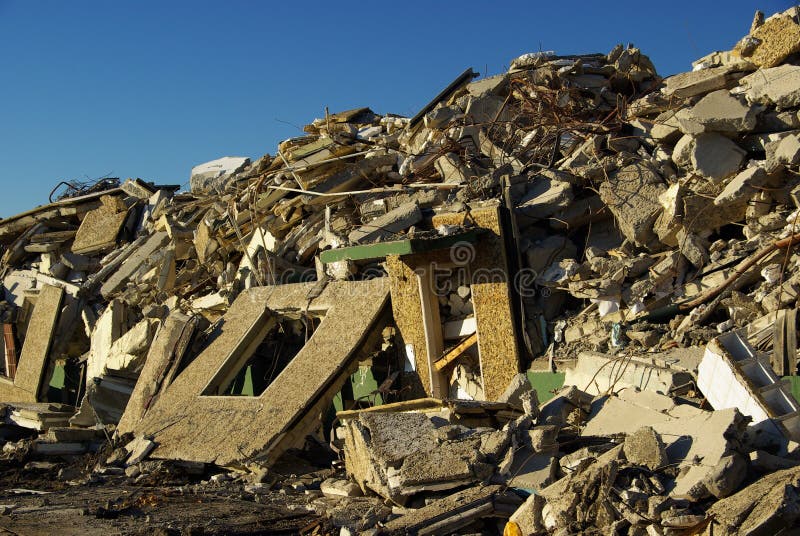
[690,132,746,181]
[740,64,800,108]
[676,89,759,134]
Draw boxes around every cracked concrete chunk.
[714,165,768,206]
[663,65,737,99]
[343,408,492,500]
[741,64,800,108]
[690,133,746,181]
[516,176,573,218]
[598,162,666,248]
[709,466,800,533]
[583,394,747,501]
[769,133,800,168]
[676,89,759,134]
[71,195,129,255]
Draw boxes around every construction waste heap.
[2,8,800,535]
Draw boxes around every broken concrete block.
[582,394,747,501]
[598,162,666,248]
[320,478,363,498]
[768,133,800,169]
[740,64,800,109]
[662,65,738,99]
[496,373,532,408]
[100,231,169,298]
[348,202,422,244]
[702,452,748,498]
[516,176,574,218]
[342,410,490,500]
[69,376,135,426]
[105,318,158,375]
[671,133,694,168]
[537,385,592,428]
[676,89,758,134]
[690,132,746,181]
[381,484,513,535]
[434,153,471,184]
[536,445,624,531]
[85,299,126,382]
[125,436,157,466]
[709,466,800,533]
[190,156,250,193]
[623,426,667,471]
[714,165,768,206]
[505,447,558,491]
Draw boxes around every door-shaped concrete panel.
[126,278,390,467]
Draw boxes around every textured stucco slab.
[71,195,128,255]
[0,285,63,402]
[131,278,389,466]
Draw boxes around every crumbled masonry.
[2,7,800,535]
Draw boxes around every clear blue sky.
[0,0,789,218]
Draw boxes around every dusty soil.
[0,445,335,535]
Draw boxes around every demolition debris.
[2,7,800,535]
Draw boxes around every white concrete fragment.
[190,156,250,193]
[698,331,800,442]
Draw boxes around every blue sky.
[0,0,789,218]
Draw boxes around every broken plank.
[434,333,478,372]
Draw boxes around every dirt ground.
[0,446,337,536]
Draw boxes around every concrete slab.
[0,285,63,403]
[71,195,129,255]
[347,202,422,245]
[676,89,758,134]
[741,64,800,109]
[582,395,747,500]
[690,133,746,182]
[343,410,490,500]
[709,466,800,533]
[663,66,737,99]
[563,351,694,396]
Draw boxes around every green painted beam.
[319,230,481,264]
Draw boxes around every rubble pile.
[1,7,800,535]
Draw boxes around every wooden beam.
[434,333,478,372]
